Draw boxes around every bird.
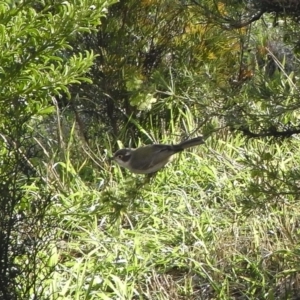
[111,136,205,174]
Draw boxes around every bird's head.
[112,148,133,168]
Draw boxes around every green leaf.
[36,106,55,115]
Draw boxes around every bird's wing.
[143,145,174,169]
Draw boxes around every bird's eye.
[117,155,122,159]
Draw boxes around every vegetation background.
[1,0,300,299]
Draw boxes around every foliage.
[51,0,300,298]
[0,0,115,298]
[2,0,300,299]
[68,0,300,144]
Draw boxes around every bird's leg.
[132,172,157,189]
[143,172,157,184]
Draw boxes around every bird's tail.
[176,136,205,150]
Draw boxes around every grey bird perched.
[112,136,205,174]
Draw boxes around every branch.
[239,126,300,138]
[224,10,265,29]
[190,0,265,29]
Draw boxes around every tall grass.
[39,120,300,299]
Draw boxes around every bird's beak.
[108,156,114,162]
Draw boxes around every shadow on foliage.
[0,130,56,299]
